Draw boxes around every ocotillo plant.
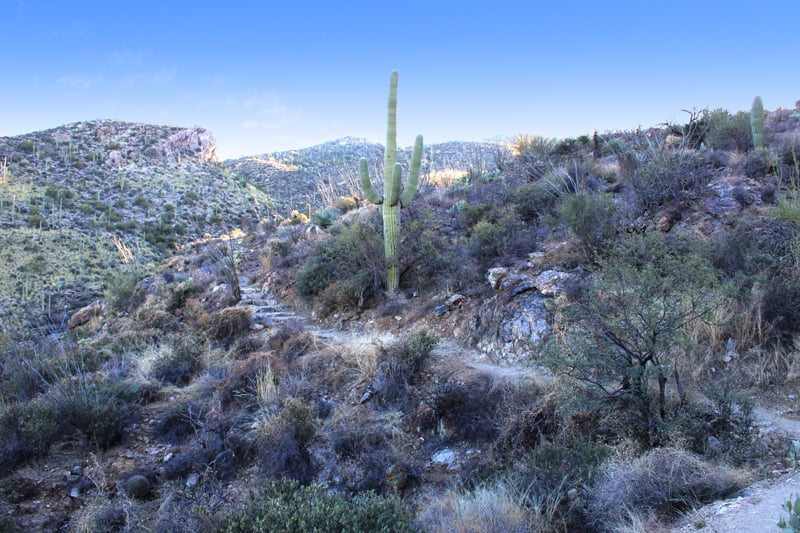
[751,96,765,149]
[359,71,423,293]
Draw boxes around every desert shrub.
[705,109,753,152]
[207,307,251,342]
[253,397,318,483]
[383,328,437,382]
[777,138,800,180]
[295,213,384,308]
[712,218,795,279]
[105,266,146,312]
[219,479,412,533]
[742,148,772,179]
[204,241,241,302]
[151,335,207,386]
[588,448,746,531]
[509,181,558,221]
[460,202,492,228]
[630,148,715,212]
[548,232,719,428]
[135,307,179,332]
[556,192,618,259]
[0,398,63,474]
[166,278,202,313]
[415,483,535,533]
[400,208,458,291]
[335,196,359,212]
[55,376,135,449]
[218,354,280,409]
[469,219,506,261]
[153,401,207,444]
[432,374,506,442]
[318,406,398,492]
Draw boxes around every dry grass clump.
[266,322,317,361]
[217,353,284,409]
[415,482,537,533]
[588,447,748,531]
[207,306,251,342]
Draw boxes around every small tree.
[550,232,719,423]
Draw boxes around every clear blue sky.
[3,0,799,159]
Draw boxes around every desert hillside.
[2,102,800,532]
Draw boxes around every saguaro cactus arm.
[399,135,423,208]
[359,158,383,204]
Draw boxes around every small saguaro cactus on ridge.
[751,95,765,149]
[359,71,423,293]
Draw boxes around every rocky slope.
[225,137,507,214]
[0,122,501,325]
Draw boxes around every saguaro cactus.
[751,96,764,149]
[360,71,423,293]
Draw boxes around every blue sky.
[3,1,799,159]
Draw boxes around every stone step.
[252,312,305,326]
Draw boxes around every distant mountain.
[225,137,506,214]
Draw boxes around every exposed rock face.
[470,266,582,363]
[67,300,105,330]
[154,127,218,163]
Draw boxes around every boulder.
[67,300,105,330]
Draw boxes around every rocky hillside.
[225,137,507,215]
[0,120,499,326]
[3,101,800,532]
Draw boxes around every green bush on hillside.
[296,213,384,308]
[219,479,412,533]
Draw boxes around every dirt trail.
[239,247,800,532]
[672,406,800,532]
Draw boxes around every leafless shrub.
[588,447,747,531]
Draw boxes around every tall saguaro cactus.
[360,71,423,293]
[751,96,765,150]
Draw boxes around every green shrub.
[460,202,492,228]
[219,479,412,533]
[399,207,458,291]
[509,181,558,221]
[469,219,507,260]
[705,109,753,151]
[105,266,146,312]
[556,192,617,259]
[296,214,384,307]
